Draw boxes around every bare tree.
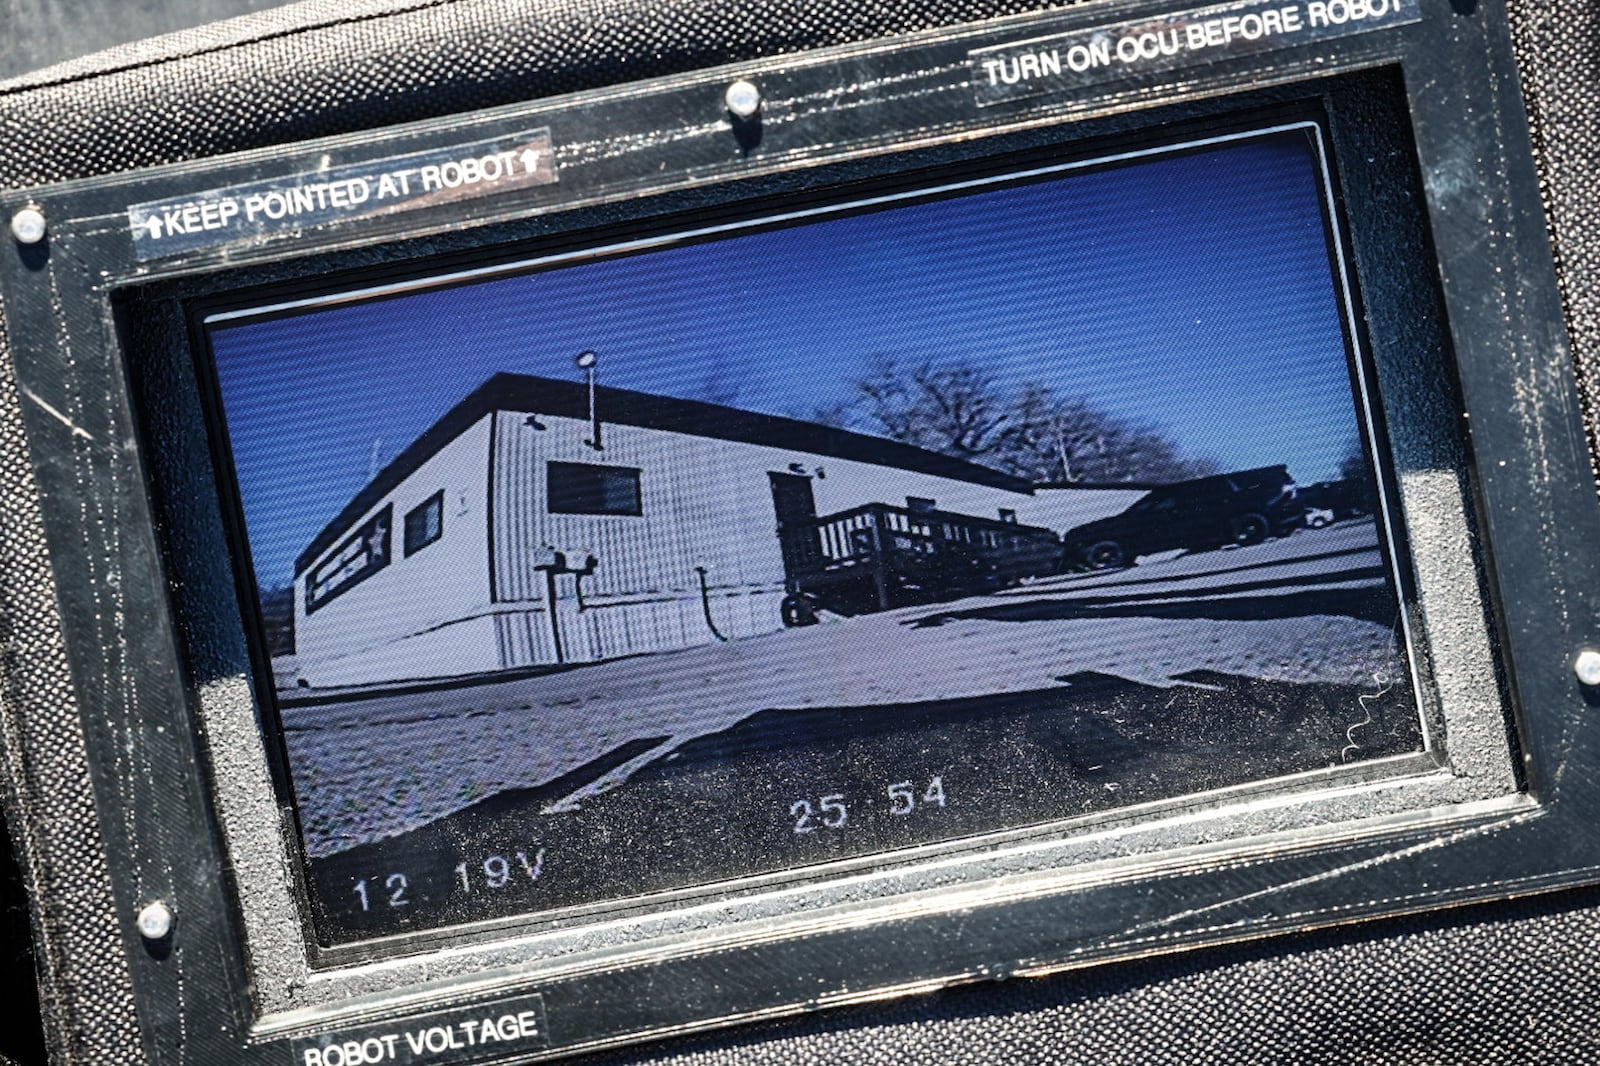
[1000,384,1219,483]
[1337,450,1373,484]
[691,372,743,409]
[259,585,295,657]
[829,356,1217,484]
[840,356,1012,461]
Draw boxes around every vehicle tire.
[780,592,819,627]
[1308,513,1331,529]
[1231,513,1271,546]
[1084,540,1127,570]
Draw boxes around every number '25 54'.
[790,777,946,834]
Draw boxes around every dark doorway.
[769,472,822,576]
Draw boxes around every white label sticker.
[127,129,556,259]
[289,993,548,1066]
[970,0,1420,105]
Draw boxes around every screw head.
[1576,649,1600,687]
[10,206,45,245]
[136,900,173,941]
[724,79,762,120]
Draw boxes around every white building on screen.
[289,372,1141,688]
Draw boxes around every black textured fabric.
[1512,1,1600,483]
[2,1,1600,1064]
[0,0,1086,188]
[581,888,1600,1065]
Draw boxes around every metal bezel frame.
[1,1,1596,1062]
[196,117,1444,950]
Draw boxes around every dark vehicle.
[1296,478,1373,526]
[1060,465,1302,570]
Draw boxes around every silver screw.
[724,79,762,120]
[1576,649,1600,687]
[136,900,173,941]
[9,206,45,245]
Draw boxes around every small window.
[404,491,444,557]
[998,508,1018,524]
[547,462,642,516]
[1132,493,1177,513]
[906,496,937,517]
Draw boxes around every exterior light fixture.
[576,350,602,450]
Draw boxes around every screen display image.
[205,124,1425,941]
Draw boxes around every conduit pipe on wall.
[694,566,730,642]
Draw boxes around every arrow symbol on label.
[143,215,163,239]
[519,149,541,173]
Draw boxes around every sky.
[209,127,1367,590]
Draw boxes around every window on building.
[998,508,1018,524]
[404,491,444,556]
[306,505,392,614]
[547,462,643,516]
[906,496,937,517]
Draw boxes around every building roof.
[294,372,1036,575]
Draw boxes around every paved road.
[282,519,1416,878]
[311,664,1422,941]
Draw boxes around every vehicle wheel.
[1084,540,1126,570]
[1231,513,1270,546]
[1308,513,1330,529]
[780,592,819,627]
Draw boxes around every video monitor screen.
[204,122,1425,942]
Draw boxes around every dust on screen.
[205,123,1424,940]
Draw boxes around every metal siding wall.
[493,411,534,601]
[291,404,1135,682]
[308,615,503,687]
[487,404,1080,668]
[494,611,555,666]
[293,415,496,684]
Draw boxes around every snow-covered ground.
[282,519,1408,857]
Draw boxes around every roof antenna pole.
[1055,419,1071,483]
[576,350,602,450]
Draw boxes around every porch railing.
[780,503,1060,613]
